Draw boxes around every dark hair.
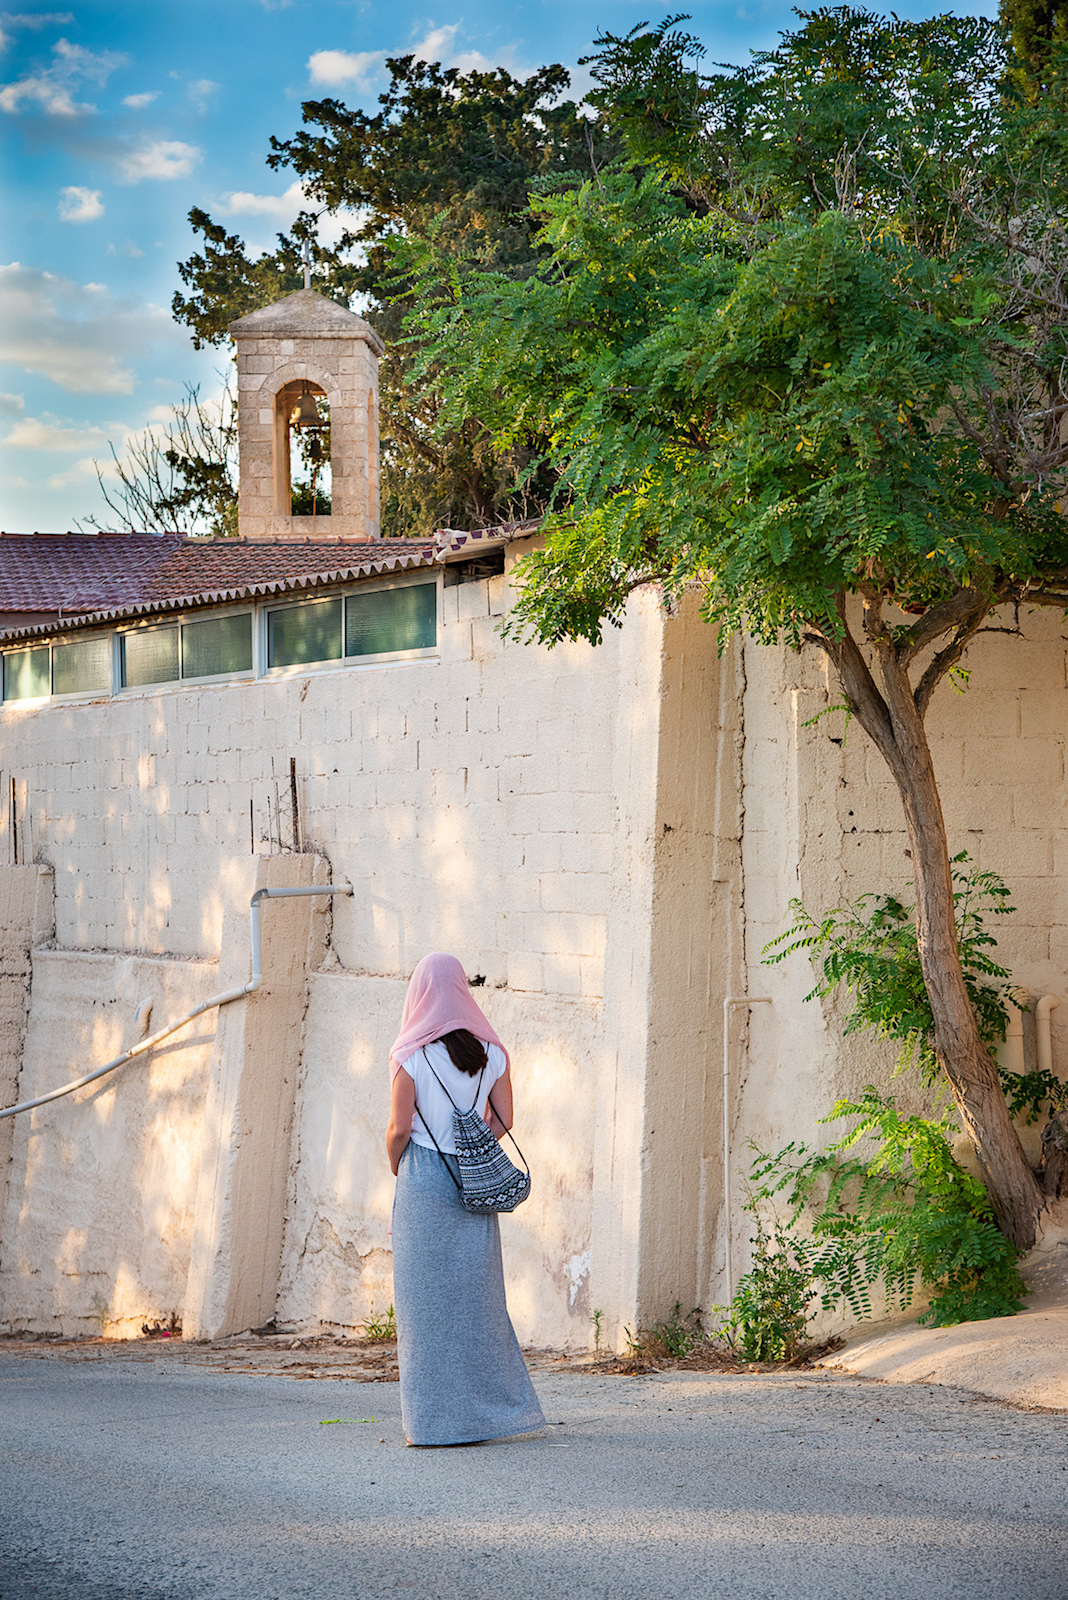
[439,1028,488,1077]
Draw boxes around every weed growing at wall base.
[715,1220,814,1362]
[361,1305,396,1342]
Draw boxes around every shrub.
[743,1090,1027,1329]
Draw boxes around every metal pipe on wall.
[0,883,353,1121]
[1037,994,1061,1080]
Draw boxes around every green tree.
[411,10,1068,1248]
[1001,0,1068,95]
[172,55,614,535]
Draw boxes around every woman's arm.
[387,1068,416,1176]
[484,1065,513,1139]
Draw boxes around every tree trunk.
[892,745,1043,1249]
[1041,1111,1068,1199]
[835,631,1044,1251]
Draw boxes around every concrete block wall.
[729,605,1068,1313]
[5,561,1067,1346]
[277,976,600,1347]
[0,950,221,1335]
[0,865,54,1249]
[0,548,626,1343]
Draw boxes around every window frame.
[116,606,257,694]
[260,571,441,681]
[0,643,52,706]
[49,631,119,703]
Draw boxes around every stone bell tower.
[228,289,385,540]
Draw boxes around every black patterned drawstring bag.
[416,1049,531,1213]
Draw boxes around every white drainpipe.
[722,995,772,1306]
[0,883,352,1121]
[1036,994,1061,1079]
[997,999,1026,1078]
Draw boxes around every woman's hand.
[387,1068,416,1175]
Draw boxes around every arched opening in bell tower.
[273,381,332,517]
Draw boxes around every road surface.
[1,1351,1066,1599]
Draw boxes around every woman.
[386,951,546,1447]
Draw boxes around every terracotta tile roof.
[0,532,190,615]
[0,521,541,644]
[133,537,436,604]
[0,532,437,640]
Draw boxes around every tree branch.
[897,584,995,665]
[913,604,990,720]
[808,595,898,762]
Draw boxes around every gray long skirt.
[391,1139,546,1446]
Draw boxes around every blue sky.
[1,0,996,532]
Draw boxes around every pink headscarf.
[389,952,509,1080]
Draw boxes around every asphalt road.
[1,1353,1067,1600]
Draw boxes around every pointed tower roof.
[228,289,384,354]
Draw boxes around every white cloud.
[0,391,24,415]
[3,415,110,451]
[409,24,517,75]
[106,239,145,258]
[216,179,309,220]
[47,454,114,489]
[7,396,217,492]
[118,139,201,183]
[3,410,133,489]
[57,184,103,222]
[307,48,384,89]
[2,12,75,28]
[188,76,219,111]
[214,180,364,249]
[411,24,459,61]
[0,36,125,116]
[306,27,522,94]
[0,12,73,52]
[0,261,179,394]
[122,90,158,109]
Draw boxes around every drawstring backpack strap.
[414,1049,530,1180]
[411,1051,486,1192]
[422,1050,530,1176]
[421,1051,485,1114]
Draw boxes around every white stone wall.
[0,950,220,1335]
[0,866,54,1245]
[727,607,1068,1312]
[3,567,1067,1347]
[276,975,599,1346]
[0,553,621,1343]
[0,568,616,982]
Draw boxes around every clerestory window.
[266,581,437,672]
[121,612,253,689]
[0,576,441,707]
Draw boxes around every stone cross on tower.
[228,289,385,541]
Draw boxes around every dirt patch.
[0,1331,402,1381]
[0,1330,847,1382]
[0,1331,591,1382]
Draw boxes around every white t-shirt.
[401,1039,508,1155]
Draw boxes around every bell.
[307,433,323,463]
[291,389,321,429]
